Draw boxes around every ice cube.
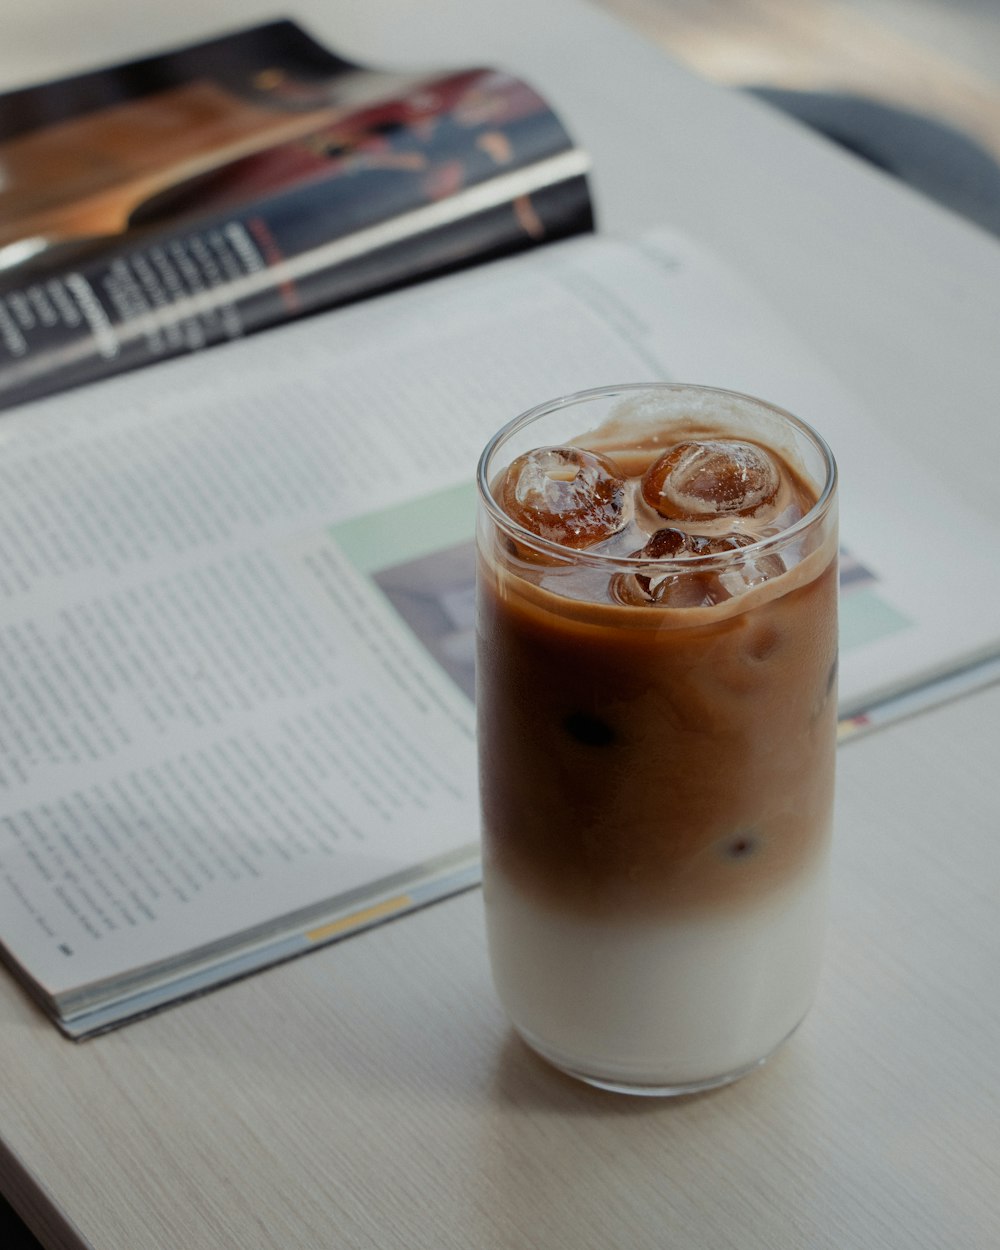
[641,440,780,520]
[642,528,758,560]
[718,549,786,596]
[640,527,689,559]
[499,446,629,548]
[610,529,782,607]
[611,527,721,607]
[704,532,786,595]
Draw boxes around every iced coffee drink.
[475,383,838,1094]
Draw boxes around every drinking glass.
[475,382,838,1094]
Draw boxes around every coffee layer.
[477,432,838,920]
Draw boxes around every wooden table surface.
[2,2,999,1247]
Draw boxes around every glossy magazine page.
[0,19,593,409]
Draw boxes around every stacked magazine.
[1,21,998,1039]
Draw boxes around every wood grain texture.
[1,2,999,1247]
[2,681,999,1250]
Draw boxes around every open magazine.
[1,228,999,1031]
[0,19,592,409]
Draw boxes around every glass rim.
[476,381,838,571]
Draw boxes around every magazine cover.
[0,19,593,409]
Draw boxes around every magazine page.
[585,233,1000,721]
[0,233,687,1014]
[0,19,592,410]
[1,224,996,1031]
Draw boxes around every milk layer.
[484,860,829,1089]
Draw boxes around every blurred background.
[594,0,1000,235]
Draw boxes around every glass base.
[517,1019,803,1097]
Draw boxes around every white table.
[2,2,1000,1247]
